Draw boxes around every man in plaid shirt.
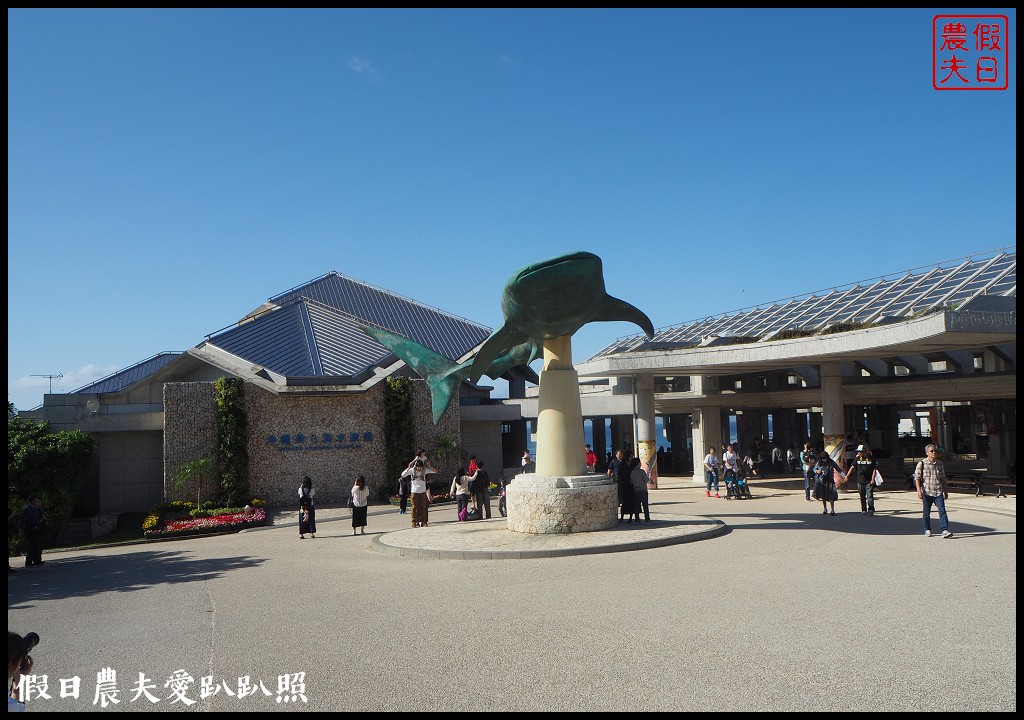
[914,444,952,538]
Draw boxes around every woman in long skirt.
[351,475,369,535]
[298,476,316,539]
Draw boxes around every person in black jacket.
[845,445,878,516]
[20,496,45,568]
[472,460,492,520]
[615,450,635,523]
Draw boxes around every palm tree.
[431,434,465,491]
[173,458,215,507]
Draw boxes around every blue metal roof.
[203,272,493,381]
[268,271,491,361]
[71,352,182,394]
[592,247,1017,359]
[207,299,398,378]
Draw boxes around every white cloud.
[499,54,516,67]
[347,55,381,81]
[12,363,120,409]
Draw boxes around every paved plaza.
[8,480,1016,712]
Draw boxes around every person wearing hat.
[845,445,878,516]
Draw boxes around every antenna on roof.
[31,372,63,394]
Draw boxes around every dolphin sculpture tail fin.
[469,324,530,384]
[361,326,469,423]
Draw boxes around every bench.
[946,473,984,497]
[981,476,1015,499]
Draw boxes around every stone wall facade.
[164,382,218,504]
[164,377,460,508]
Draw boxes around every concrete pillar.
[609,415,632,455]
[820,362,846,467]
[590,417,608,469]
[690,376,721,485]
[535,336,586,477]
[635,374,657,488]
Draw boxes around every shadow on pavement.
[8,550,266,608]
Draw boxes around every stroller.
[725,463,753,500]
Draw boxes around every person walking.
[19,496,45,568]
[787,444,798,473]
[629,457,652,524]
[703,446,720,498]
[813,450,843,516]
[845,445,878,516]
[350,475,369,535]
[915,444,952,538]
[405,459,431,528]
[298,476,316,539]
[450,467,476,521]
[472,460,492,520]
[801,442,817,502]
[585,444,598,473]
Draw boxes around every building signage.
[265,431,374,452]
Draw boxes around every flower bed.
[144,505,267,539]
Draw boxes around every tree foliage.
[8,417,95,552]
[431,433,466,491]
[383,376,413,500]
[215,377,250,506]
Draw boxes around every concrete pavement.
[8,478,1016,712]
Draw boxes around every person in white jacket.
[350,475,369,535]
[449,467,477,521]
[404,459,432,528]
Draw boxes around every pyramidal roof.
[202,271,492,380]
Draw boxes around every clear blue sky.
[8,8,1017,412]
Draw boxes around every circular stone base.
[505,474,618,534]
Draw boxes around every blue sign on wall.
[266,431,375,452]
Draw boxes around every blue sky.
[8,8,1017,411]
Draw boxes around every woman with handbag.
[813,451,843,516]
[350,475,369,535]
[450,467,476,521]
[298,476,316,539]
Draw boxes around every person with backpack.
[915,444,953,538]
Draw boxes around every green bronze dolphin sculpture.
[361,326,541,424]
[468,251,655,383]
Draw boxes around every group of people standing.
[607,449,652,524]
[449,455,492,522]
[295,439,956,539]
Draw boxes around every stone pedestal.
[506,474,618,534]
